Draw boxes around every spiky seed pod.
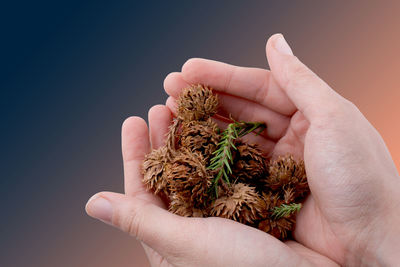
[267,155,296,190]
[179,119,219,159]
[169,193,208,217]
[209,183,265,224]
[165,118,181,159]
[257,191,296,239]
[177,84,219,121]
[165,149,212,208]
[266,155,309,199]
[283,186,295,204]
[232,141,267,186]
[142,146,169,194]
[290,159,309,199]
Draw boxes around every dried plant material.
[142,146,169,194]
[232,141,267,185]
[165,118,181,158]
[267,155,308,200]
[179,119,220,158]
[209,183,265,224]
[169,193,208,217]
[166,149,212,208]
[142,84,310,241]
[208,121,266,196]
[257,191,296,239]
[177,84,218,121]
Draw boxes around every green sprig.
[208,121,266,197]
[272,203,302,219]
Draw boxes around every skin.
[85,34,400,266]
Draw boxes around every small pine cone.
[209,183,266,224]
[232,141,267,186]
[179,119,219,159]
[266,155,309,198]
[267,155,296,190]
[257,191,296,240]
[177,84,219,121]
[165,149,212,207]
[169,193,208,217]
[142,146,169,194]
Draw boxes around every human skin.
[85,34,400,266]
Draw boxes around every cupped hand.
[86,34,400,266]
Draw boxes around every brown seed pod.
[165,149,213,208]
[177,84,219,121]
[142,146,169,194]
[169,193,208,218]
[179,118,220,159]
[266,155,309,199]
[232,141,267,187]
[257,191,296,239]
[209,183,265,224]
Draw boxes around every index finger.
[181,58,297,116]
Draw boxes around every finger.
[85,192,200,259]
[148,105,172,149]
[266,33,350,122]
[166,96,276,156]
[164,72,290,140]
[121,117,152,196]
[178,58,297,116]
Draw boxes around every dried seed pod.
[179,119,219,159]
[257,191,296,239]
[169,193,208,217]
[177,84,218,121]
[165,149,212,208]
[142,146,169,194]
[232,141,267,186]
[209,183,265,224]
[266,155,309,199]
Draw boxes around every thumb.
[85,192,195,257]
[266,33,348,122]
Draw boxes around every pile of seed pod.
[142,84,309,240]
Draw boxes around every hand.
[84,113,335,266]
[85,34,400,266]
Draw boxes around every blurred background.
[1,1,399,266]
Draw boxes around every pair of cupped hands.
[85,34,400,266]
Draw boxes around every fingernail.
[274,34,293,55]
[86,195,113,223]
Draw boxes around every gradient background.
[1,1,400,266]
